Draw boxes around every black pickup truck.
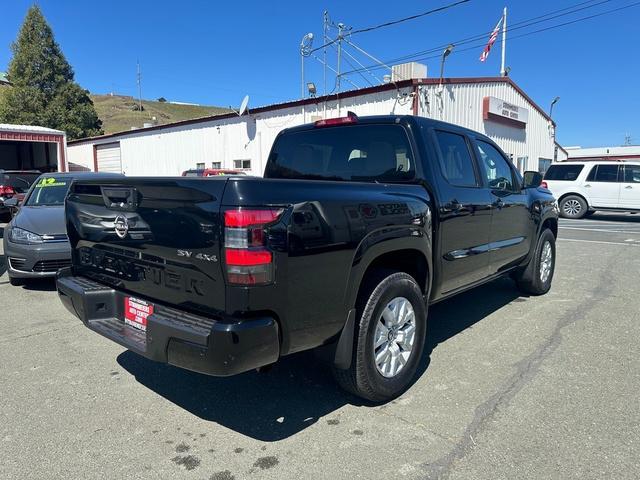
[57,114,558,402]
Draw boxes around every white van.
[542,161,640,218]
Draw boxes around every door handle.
[584,184,591,188]
[625,186,633,189]
[444,200,463,213]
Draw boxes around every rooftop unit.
[391,62,427,82]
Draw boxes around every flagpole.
[500,6,507,76]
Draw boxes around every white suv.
[543,162,640,218]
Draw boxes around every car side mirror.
[523,171,543,189]
[4,197,19,208]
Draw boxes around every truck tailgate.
[66,177,228,315]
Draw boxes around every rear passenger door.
[619,164,640,209]
[431,129,493,294]
[584,164,621,207]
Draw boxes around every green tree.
[0,5,102,139]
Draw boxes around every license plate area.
[124,296,154,332]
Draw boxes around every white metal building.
[67,76,556,176]
[564,145,640,162]
[0,124,68,172]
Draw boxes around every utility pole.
[500,6,507,77]
[336,23,344,92]
[323,11,329,97]
[136,61,142,114]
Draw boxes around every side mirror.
[523,171,543,189]
[4,197,19,208]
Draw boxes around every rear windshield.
[543,164,584,181]
[24,177,71,206]
[265,124,415,182]
[1,172,41,193]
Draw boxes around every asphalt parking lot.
[1,214,639,480]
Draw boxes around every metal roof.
[566,145,640,158]
[68,76,554,146]
[0,72,9,84]
[0,123,65,135]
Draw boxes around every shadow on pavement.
[22,278,57,291]
[118,277,521,441]
[0,255,6,278]
[585,212,640,223]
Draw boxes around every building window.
[212,161,222,169]
[234,159,251,170]
[516,156,528,173]
[538,158,552,174]
[196,162,205,170]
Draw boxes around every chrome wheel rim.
[563,199,582,217]
[373,297,416,378]
[540,241,553,283]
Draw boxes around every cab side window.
[433,131,478,187]
[476,140,516,191]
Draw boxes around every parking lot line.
[558,226,640,234]
[558,238,640,247]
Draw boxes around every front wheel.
[514,229,556,295]
[332,271,427,403]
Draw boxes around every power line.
[377,0,611,67]
[340,0,639,78]
[309,0,473,54]
[350,0,472,35]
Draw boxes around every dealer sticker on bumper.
[124,297,153,332]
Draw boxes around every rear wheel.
[332,271,427,403]
[560,195,587,219]
[514,229,556,295]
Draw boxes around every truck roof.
[281,114,493,142]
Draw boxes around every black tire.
[9,276,25,287]
[559,195,588,219]
[332,271,427,403]
[514,229,556,295]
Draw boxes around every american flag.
[479,15,503,62]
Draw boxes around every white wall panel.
[67,82,553,177]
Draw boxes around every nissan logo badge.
[114,215,129,239]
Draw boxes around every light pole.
[300,33,314,99]
[549,96,560,119]
[550,96,560,162]
[439,44,454,89]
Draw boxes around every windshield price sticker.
[35,177,67,188]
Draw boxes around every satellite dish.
[239,95,249,116]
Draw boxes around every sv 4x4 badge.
[177,250,218,262]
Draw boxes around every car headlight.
[9,227,44,245]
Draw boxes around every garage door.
[96,143,122,173]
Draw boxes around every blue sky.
[1,0,639,147]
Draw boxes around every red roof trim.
[68,77,553,146]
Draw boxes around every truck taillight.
[223,208,282,285]
[0,185,15,197]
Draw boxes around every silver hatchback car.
[3,172,122,285]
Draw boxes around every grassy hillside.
[90,94,231,135]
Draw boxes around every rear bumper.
[56,268,280,376]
